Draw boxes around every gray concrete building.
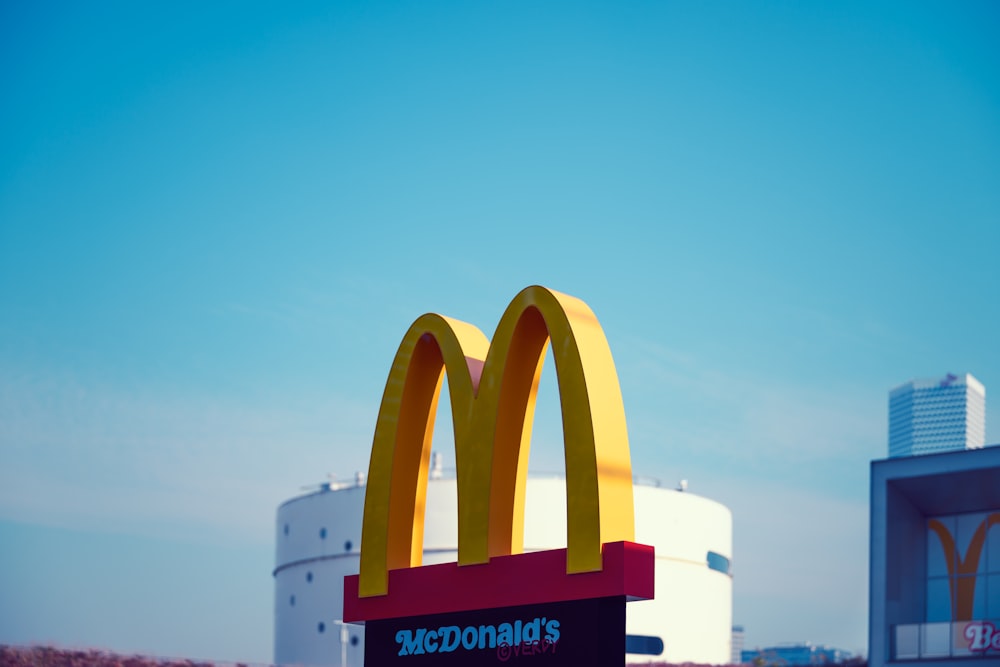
[869,446,1000,666]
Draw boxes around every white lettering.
[965,621,994,652]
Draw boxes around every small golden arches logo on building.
[928,512,1000,621]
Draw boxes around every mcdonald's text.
[395,616,561,657]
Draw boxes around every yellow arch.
[359,314,490,597]
[358,286,635,597]
[479,287,635,568]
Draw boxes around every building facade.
[741,643,853,665]
[273,474,734,666]
[869,446,1000,666]
[731,625,745,664]
[888,374,986,458]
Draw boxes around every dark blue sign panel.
[364,596,626,666]
[625,634,664,656]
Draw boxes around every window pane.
[951,622,973,657]
[927,577,952,622]
[987,574,1000,619]
[987,513,1000,574]
[921,622,950,658]
[706,551,730,575]
[961,574,988,620]
[894,624,919,660]
[928,516,957,578]
[957,512,989,575]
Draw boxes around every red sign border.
[344,540,654,623]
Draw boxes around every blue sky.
[1,1,998,662]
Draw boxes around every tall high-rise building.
[888,373,986,458]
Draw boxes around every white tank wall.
[274,477,732,666]
[273,484,367,667]
[632,484,733,664]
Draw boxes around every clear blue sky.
[1,1,998,662]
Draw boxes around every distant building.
[741,643,852,665]
[868,445,1000,665]
[731,625,745,664]
[888,373,986,458]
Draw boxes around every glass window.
[957,512,990,575]
[987,513,1000,573]
[926,578,952,622]
[987,573,1000,619]
[345,540,353,552]
[926,511,1000,623]
[320,527,327,539]
[318,622,325,633]
[306,571,313,583]
[961,574,988,620]
[706,551,730,575]
[290,595,296,607]
[283,523,289,536]
[921,623,950,658]
[894,625,919,660]
[927,516,956,578]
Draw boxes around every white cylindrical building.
[273,473,732,666]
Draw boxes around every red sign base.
[344,540,654,623]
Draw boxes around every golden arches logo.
[928,512,1000,621]
[357,285,636,598]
